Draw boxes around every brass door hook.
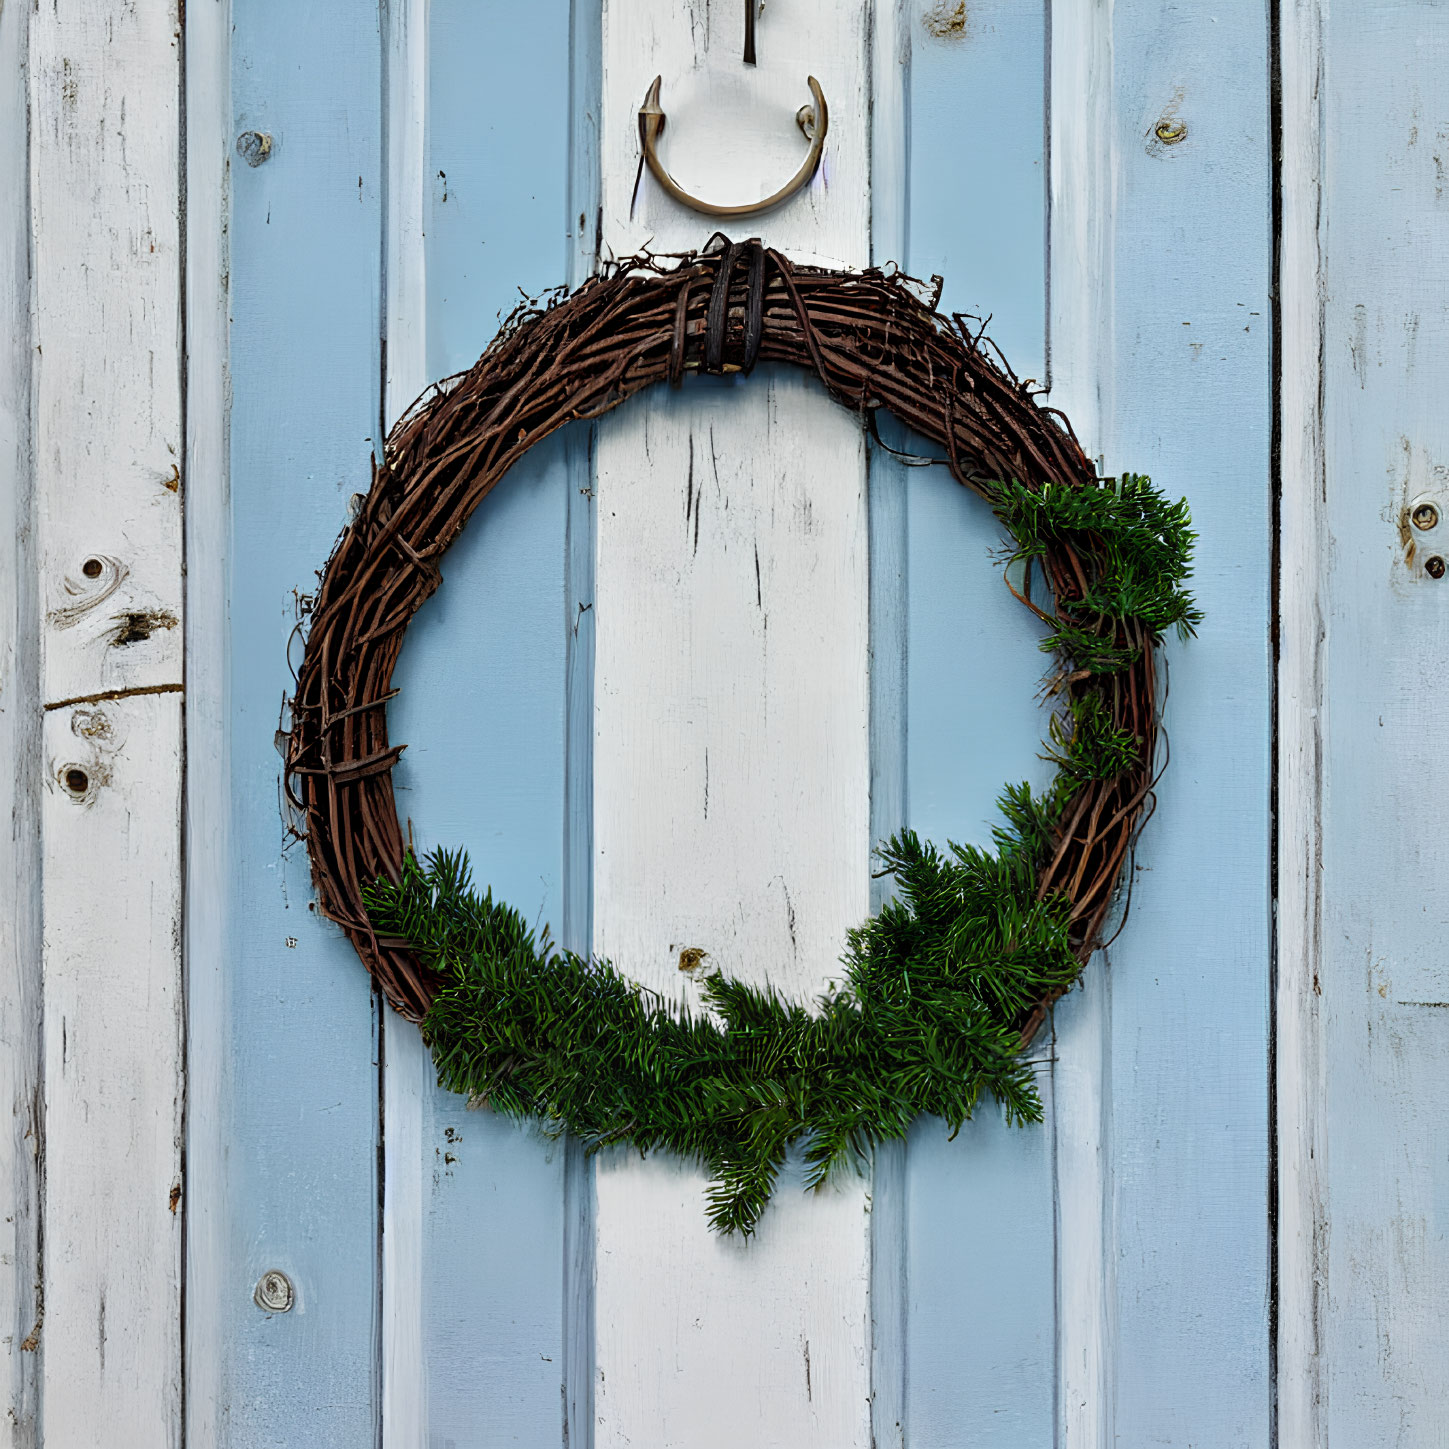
[636,74,829,220]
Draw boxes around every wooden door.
[186,3,1274,1443]
[29,2,1449,1446]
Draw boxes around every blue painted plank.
[906,0,1047,384]
[381,2,582,1441]
[224,3,385,1441]
[1089,4,1271,1441]
[893,4,1057,1444]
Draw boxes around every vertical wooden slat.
[30,0,185,1439]
[215,2,385,1440]
[1281,6,1449,1441]
[380,2,429,1443]
[894,5,1057,1444]
[383,1,586,1441]
[0,0,40,1436]
[865,12,909,1444]
[1053,3,1274,1443]
[182,0,236,1440]
[592,3,873,1444]
[1047,5,1117,1443]
[1275,1,1327,1442]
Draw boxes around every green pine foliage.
[364,469,1199,1235]
[994,472,1203,671]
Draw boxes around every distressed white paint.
[41,698,183,1441]
[1275,2,1327,1442]
[31,0,185,1440]
[182,0,234,1444]
[865,10,907,1445]
[1046,5,1115,1444]
[0,0,41,1434]
[381,2,430,1443]
[33,5,184,707]
[594,2,873,1443]
[1277,6,1449,1442]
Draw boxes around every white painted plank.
[1275,3,1327,1444]
[381,2,429,1443]
[594,3,873,1443]
[32,1,184,706]
[31,0,185,1440]
[0,0,41,1432]
[1046,6,1115,1444]
[41,696,183,1443]
[865,14,908,1444]
[1281,6,1449,1442]
[601,0,870,267]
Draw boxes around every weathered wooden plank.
[1275,2,1327,1442]
[891,4,1057,1444]
[865,15,909,1444]
[593,3,873,1443]
[212,2,387,1441]
[379,5,429,1445]
[30,0,186,1439]
[1046,7,1119,1443]
[381,2,586,1442]
[0,0,40,1435]
[40,697,184,1443]
[182,0,236,1441]
[1052,4,1273,1443]
[1281,6,1449,1442]
[33,2,184,708]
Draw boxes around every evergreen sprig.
[364,470,1199,1234]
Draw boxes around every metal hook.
[636,75,828,220]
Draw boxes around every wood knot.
[677,947,709,973]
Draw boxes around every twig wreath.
[286,239,1199,1234]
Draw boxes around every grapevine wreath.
[286,238,1198,1234]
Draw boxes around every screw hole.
[1427,555,1445,580]
[63,767,90,795]
[236,130,273,167]
[81,557,103,579]
[1413,503,1440,531]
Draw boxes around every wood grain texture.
[384,2,586,1441]
[865,15,908,1442]
[1046,5,1117,1443]
[1275,2,1328,1442]
[182,0,235,1441]
[40,697,184,1444]
[594,3,872,1443]
[1281,6,1449,1441]
[380,2,428,1442]
[33,1,184,706]
[0,0,40,1436]
[893,5,1057,1444]
[1053,4,1273,1443]
[30,0,186,1439]
[217,1,386,1439]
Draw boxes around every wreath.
[286,239,1198,1234]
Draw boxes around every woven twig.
[287,244,1154,1036]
